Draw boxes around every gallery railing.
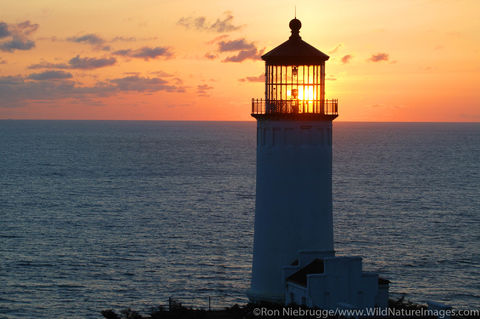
[252,99,338,116]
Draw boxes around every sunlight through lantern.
[252,18,338,118]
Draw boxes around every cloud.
[66,34,160,50]
[113,46,173,60]
[110,75,184,93]
[218,39,255,52]
[197,84,213,97]
[239,73,265,82]
[177,13,241,33]
[111,36,137,42]
[0,76,78,107]
[37,36,58,42]
[68,34,105,45]
[368,53,389,62]
[341,54,352,64]
[216,38,263,62]
[67,33,110,50]
[0,22,10,38]
[0,38,35,52]
[69,55,116,69]
[66,34,160,51]
[28,70,73,81]
[0,75,23,85]
[223,48,262,62]
[204,52,217,60]
[206,34,229,45]
[0,74,185,107]
[0,20,38,52]
[29,55,116,70]
[28,61,69,69]
[210,14,241,33]
[149,70,174,77]
[16,21,39,35]
[329,44,342,54]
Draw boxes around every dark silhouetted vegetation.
[102,297,470,319]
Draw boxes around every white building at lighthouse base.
[282,251,389,309]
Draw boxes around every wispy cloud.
[69,55,116,69]
[0,74,185,107]
[27,70,73,81]
[16,21,38,36]
[368,53,389,62]
[0,20,39,52]
[178,13,241,33]
[111,75,184,92]
[111,36,137,42]
[216,38,263,62]
[149,70,174,77]
[0,22,9,38]
[68,34,104,45]
[113,46,173,60]
[223,48,262,62]
[204,52,217,60]
[67,33,110,50]
[0,38,35,52]
[239,73,265,82]
[341,54,352,64]
[29,55,116,70]
[218,39,255,52]
[197,84,213,97]
[329,44,342,54]
[206,34,229,45]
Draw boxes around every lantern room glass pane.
[263,63,331,115]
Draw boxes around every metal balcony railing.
[251,99,338,116]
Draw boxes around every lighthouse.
[248,18,388,309]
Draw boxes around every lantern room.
[251,18,338,120]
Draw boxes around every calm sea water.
[0,121,479,318]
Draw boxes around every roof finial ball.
[289,18,302,38]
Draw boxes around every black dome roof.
[262,19,329,65]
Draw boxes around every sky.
[0,0,479,121]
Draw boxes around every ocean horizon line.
[1,119,479,124]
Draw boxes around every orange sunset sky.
[0,0,479,121]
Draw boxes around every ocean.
[0,120,479,318]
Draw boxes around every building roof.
[261,18,330,65]
[286,258,325,287]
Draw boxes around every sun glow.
[287,86,316,101]
[0,0,479,121]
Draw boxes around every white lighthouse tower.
[248,19,388,309]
